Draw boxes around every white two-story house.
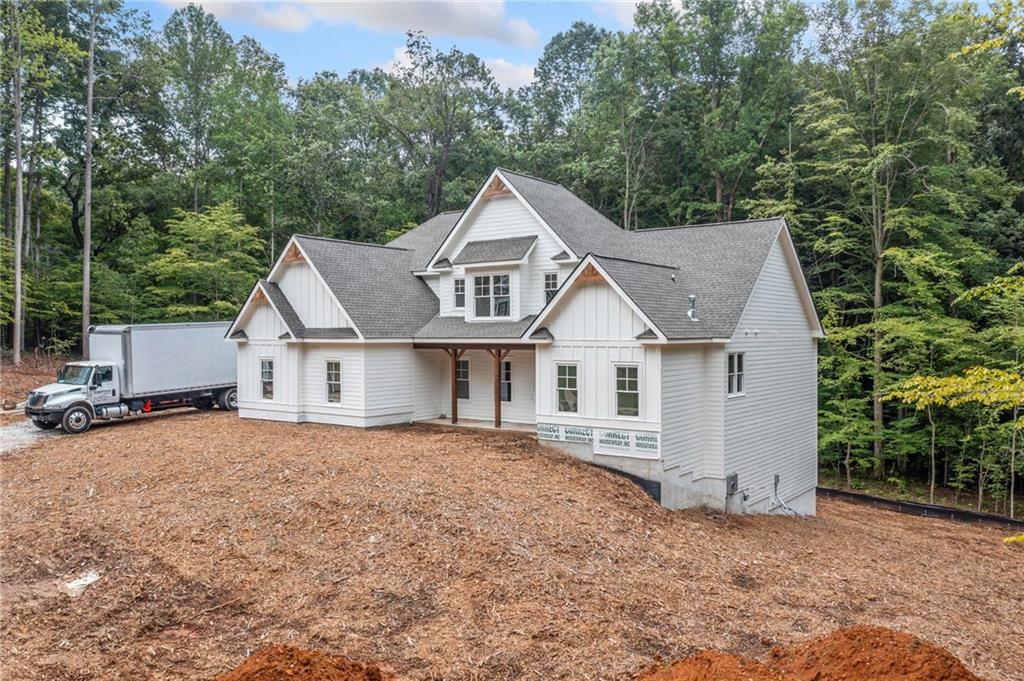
[226,169,825,514]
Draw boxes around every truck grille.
[27,392,47,408]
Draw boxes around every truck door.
[90,365,119,405]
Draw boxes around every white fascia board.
[778,224,826,338]
[412,337,537,345]
[412,270,441,277]
[523,255,669,342]
[268,235,366,341]
[227,279,296,340]
[425,169,575,271]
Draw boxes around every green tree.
[146,202,264,320]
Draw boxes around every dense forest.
[1,0,1021,515]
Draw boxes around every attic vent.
[687,294,699,321]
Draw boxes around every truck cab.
[24,361,124,433]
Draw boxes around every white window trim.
[612,362,642,420]
[543,271,559,304]
[471,272,513,320]
[555,361,581,415]
[453,277,466,310]
[500,359,512,403]
[456,358,471,401]
[325,358,342,405]
[259,358,274,401]
[727,352,745,398]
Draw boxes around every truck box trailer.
[24,322,237,434]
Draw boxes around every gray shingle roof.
[261,280,304,338]
[294,235,439,339]
[452,236,536,265]
[301,327,359,339]
[620,218,785,338]
[386,210,461,270]
[498,169,627,258]
[415,315,536,339]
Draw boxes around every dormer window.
[544,273,558,303]
[474,274,510,317]
[453,278,465,308]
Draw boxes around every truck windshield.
[57,365,93,385]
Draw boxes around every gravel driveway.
[0,417,59,454]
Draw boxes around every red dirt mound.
[637,626,983,681]
[637,650,784,681]
[213,644,389,681]
[772,625,983,681]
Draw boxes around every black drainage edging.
[817,486,1024,530]
[592,464,661,503]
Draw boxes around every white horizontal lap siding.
[661,345,726,477]
[438,194,565,318]
[276,259,350,328]
[414,350,447,419]
[536,280,661,431]
[298,345,365,413]
[440,349,536,424]
[362,346,415,417]
[724,239,818,509]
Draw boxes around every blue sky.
[127,1,644,89]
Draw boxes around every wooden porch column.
[447,349,466,424]
[489,348,511,428]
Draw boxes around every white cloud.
[163,1,540,47]
[591,0,683,28]
[485,57,535,90]
[378,47,534,90]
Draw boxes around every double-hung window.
[615,365,640,417]
[260,359,274,400]
[453,278,465,308]
[326,360,341,403]
[544,273,559,303]
[474,274,510,317]
[727,352,744,396]
[556,363,578,413]
[456,359,470,399]
[500,360,512,402]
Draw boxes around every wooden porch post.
[490,348,511,428]
[448,348,465,424]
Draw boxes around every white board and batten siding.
[722,238,818,513]
[437,194,567,319]
[535,279,662,462]
[276,259,351,328]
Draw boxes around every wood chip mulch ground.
[1,412,1021,681]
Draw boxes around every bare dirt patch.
[637,625,983,681]
[0,354,66,407]
[214,645,391,681]
[1,413,1020,680]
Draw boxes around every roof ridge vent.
[687,294,699,321]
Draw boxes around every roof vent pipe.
[687,294,699,321]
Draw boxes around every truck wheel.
[32,419,58,430]
[217,388,238,411]
[61,406,93,434]
[191,396,215,411]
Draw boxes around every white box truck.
[24,322,237,434]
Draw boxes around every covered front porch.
[413,342,537,430]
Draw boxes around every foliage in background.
[1,0,1022,513]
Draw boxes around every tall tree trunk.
[82,3,96,359]
[927,406,936,505]
[1011,405,1018,519]
[872,249,884,477]
[12,1,24,365]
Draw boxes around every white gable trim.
[266,235,366,341]
[523,255,669,342]
[730,221,825,339]
[425,169,575,270]
[226,279,295,341]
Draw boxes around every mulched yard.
[1,411,1020,681]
